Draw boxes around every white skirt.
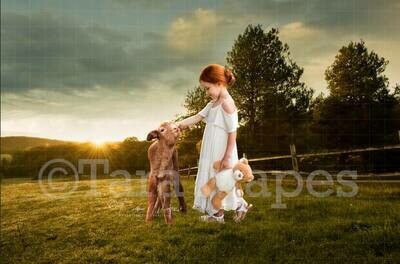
[192,104,246,215]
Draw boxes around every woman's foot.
[233,204,253,222]
[199,214,225,223]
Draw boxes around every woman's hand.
[218,157,231,172]
[176,121,187,131]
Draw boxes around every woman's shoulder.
[221,97,237,115]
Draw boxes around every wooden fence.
[178,144,400,179]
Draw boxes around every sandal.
[199,214,225,223]
[233,204,253,223]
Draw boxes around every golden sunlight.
[90,138,107,147]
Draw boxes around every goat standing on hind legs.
[146,122,187,224]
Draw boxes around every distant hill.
[0,136,73,154]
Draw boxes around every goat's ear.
[147,130,159,141]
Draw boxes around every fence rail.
[178,144,400,178]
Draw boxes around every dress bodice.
[198,101,239,133]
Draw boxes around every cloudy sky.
[1,0,399,142]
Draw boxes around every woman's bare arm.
[219,99,238,170]
[223,131,236,161]
[176,114,203,130]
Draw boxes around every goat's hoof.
[163,208,173,224]
[179,205,187,213]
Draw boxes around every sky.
[1,0,399,142]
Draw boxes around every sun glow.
[90,138,107,147]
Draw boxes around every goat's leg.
[172,149,186,213]
[145,177,157,222]
[159,179,173,224]
[153,196,162,216]
[174,176,187,213]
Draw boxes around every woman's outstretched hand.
[175,121,187,131]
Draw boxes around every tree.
[314,41,399,148]
[175,85,209,139]
[226,24,313,154]
[394,83,400,101]
[174,86,209,167]
[325,41,390,103]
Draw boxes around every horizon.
[0,134,135,143]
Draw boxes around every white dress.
[193,100,247,215]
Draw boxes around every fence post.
[187,165,191,178]
[290,144,299,172]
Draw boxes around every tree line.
[177,24,399,163]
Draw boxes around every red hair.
[199,64,236,87]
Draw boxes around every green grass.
[1,177,400,263]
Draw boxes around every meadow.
[1,176,400,263]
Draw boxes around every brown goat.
[146,121,187,224]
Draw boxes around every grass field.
[1,176,400,263]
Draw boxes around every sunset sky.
[1,0,399,142]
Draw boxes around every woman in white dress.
[177,64,252,223]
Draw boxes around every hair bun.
[224,66,236,86]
